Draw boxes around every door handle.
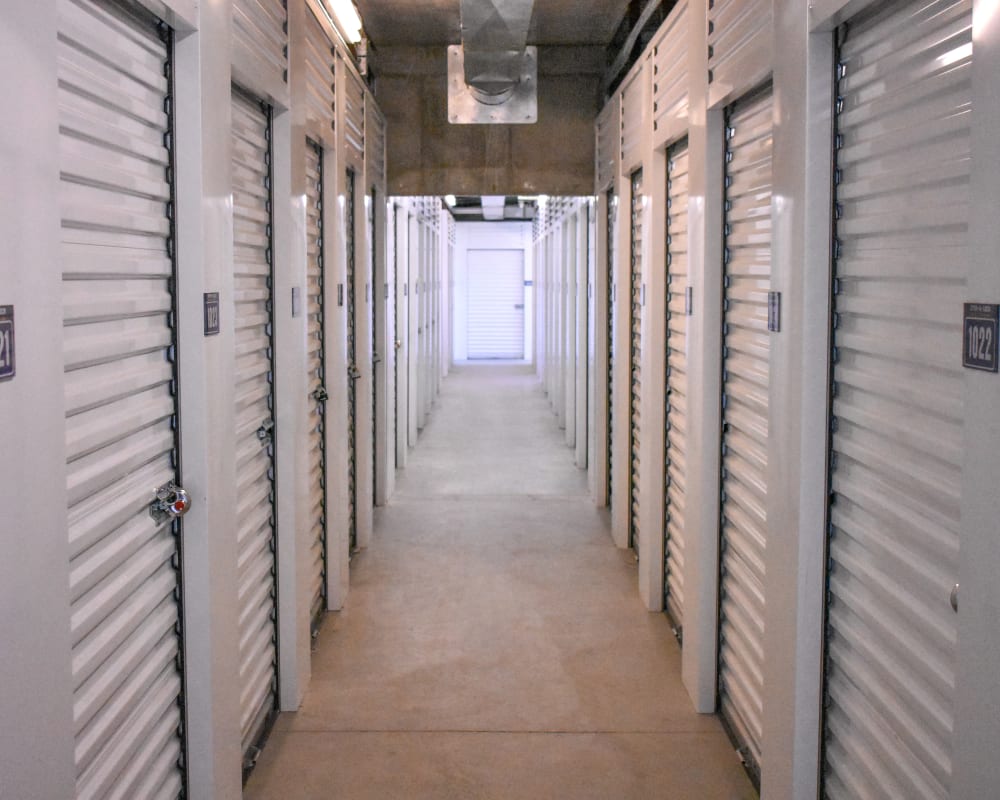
[312,386,328,402]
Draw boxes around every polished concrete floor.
[246,364,757,799]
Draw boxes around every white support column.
[0,5,76,797]
[355,186,374,550]
[953,1,1000,795]
[173,3,243,795]
[564,215,577,444]
[407,213,419,446]
[611,169,632,548]
[681,0,725,712]
[638,146,668,612]
[592,193,611,507]
[272,7,310,709]
[394,203,409,470]
[760,2,834,796]
[575,205,590,469]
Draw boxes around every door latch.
[256,419,275,444]
[951,582,959,613]
[348,364,362,380]
[312,386,328,402]
[150,482,191,524]
[373,352,382,365]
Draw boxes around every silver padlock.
[150,482,191,524]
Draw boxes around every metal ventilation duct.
[448,0,537,123]
[460,0,534,100]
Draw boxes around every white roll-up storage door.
[59,1,186,795]
[231,87,278,764]
[628,170,644,555]
[346,169,359,553]
[822,2,971,797]
[664,139,689,635]
[466,249,525,359]
[305,140,327,631]
[718,87,772,784]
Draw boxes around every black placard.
[203,292,220,336]
[767,291,781,332]
[963,303,998,372]
[338,283,344,306]
[0,305,15,381]
[685,286,693,315]
[291,286,301,318]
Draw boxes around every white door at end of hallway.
[466,248,525,360]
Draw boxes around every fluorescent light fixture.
[444,194,457,207]
[325,0,363,43]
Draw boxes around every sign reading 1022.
[0,305,14,382]
[963,303,999,372]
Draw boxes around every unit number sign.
[0,305,14,381]
[963,303,998,372]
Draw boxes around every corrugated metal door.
[606,189,617,506]
[59,1,186,795]
[628,170,644,556]
[466,249,525,359]
[717,87,772,785]
[231,86,278,766]
[346,169,359,554]
[664,139,689,636]
[305,140,327,632]
[822,2,971,797]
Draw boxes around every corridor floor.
[246,364,757,799]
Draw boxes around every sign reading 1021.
[0,305,14,382]
[963,303,999,372]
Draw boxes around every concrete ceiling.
[356,0,628,47]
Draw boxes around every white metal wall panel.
[233,0,288,86]
[652,0,689,150]
[823,2,971,797]
[303,7,335,147]
[58,2,185,797]
[707,0,771,108]
[628,171,644,554]
[718,88,772,783]
[466,250,525,359]
[596,99,619,192]
[664,140,689,634]
[620,64,645,175]
[366,103,386,189]
[231,87,278,761]
[343,67,365,169]
[305,140,327,631]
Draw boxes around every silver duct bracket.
[448,44,537,123]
